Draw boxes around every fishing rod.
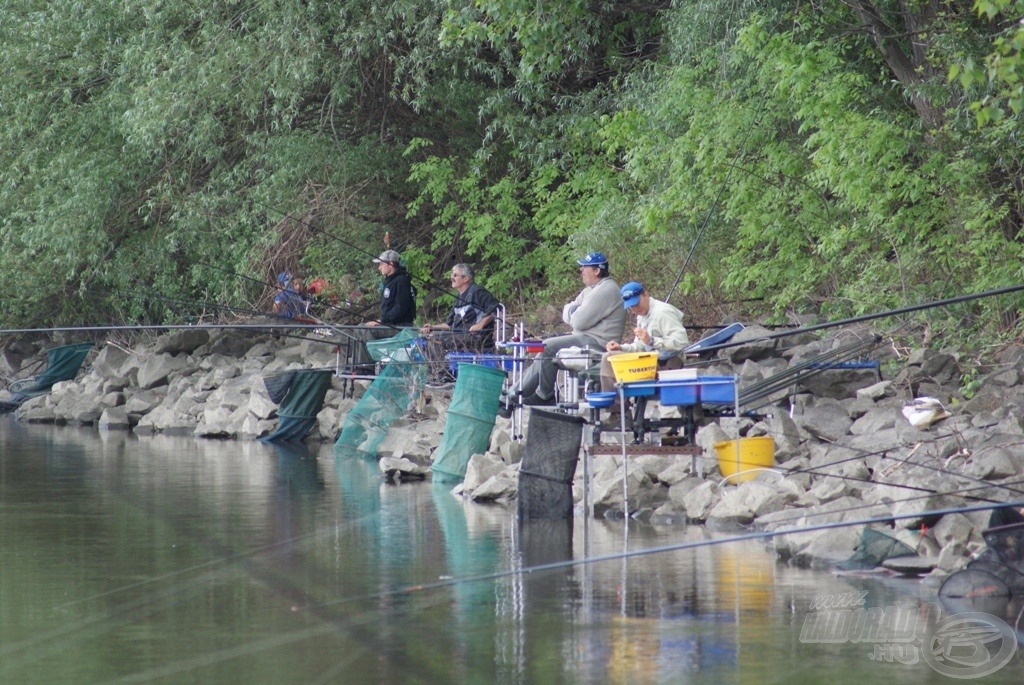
[312,499,1024,608]
[247,196,457,305]
[695,282,1024,355]
[663,105,766,304]
[676,425,1024,509]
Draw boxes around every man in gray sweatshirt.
[510,252,625,405]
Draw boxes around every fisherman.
[272,272,310,319]
[420,263,501,386]
[599,281,689,392]
[507,251,625,406]
[366,249,416,328]
[305,276,339,320]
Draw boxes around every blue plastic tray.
[585,391,617,408]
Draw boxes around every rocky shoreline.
[4,324,1024,583]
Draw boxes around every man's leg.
[532,334,599,400]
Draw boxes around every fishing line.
[312,499,1024,610]
[694,283,1024,356]
[247,196,459,304]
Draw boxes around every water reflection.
[1,418,1022,683]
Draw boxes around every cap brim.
[623,296,641,308]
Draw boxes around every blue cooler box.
[658,380,699,406]
[697,376,736,404]
[659,376,736,406]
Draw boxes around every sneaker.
[521,393,555,407]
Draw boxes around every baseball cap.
[621,281,644,308]
[373,249,402,264]
[277,271,292,285]
[577,251,608,267]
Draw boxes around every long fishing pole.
[663,105,766,304]
[697,283,1024,355]
[247,196,457,304]
[312,499,1024,608]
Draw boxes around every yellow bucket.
[714,436,775,482]
[609,352,658,382]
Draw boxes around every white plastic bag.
[901,397,951,429]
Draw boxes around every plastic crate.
[447,353,515,376]
[658,380,699,406]
[699,376,737,404]
[621,381,657,398]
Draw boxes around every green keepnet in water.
[261,369,333,443]
[335,359,426,457]
[431,363,505,482]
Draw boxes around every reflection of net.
[940,521,1024,600]
[837,527,916,571]
[983,523,1024,565]
[939,567,1012,599]
[334,360,425,457]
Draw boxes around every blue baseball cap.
[277,271,292,285]
[577,251,608,267]
[621,281,644,308]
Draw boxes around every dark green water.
[2,416,1023,684]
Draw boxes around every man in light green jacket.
[599,281,689,392]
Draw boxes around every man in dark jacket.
[420,263,501,385]
[367,249,416,328]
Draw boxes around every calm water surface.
[2,416,1023,684]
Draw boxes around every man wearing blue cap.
[599,281,689,392]
[508,251,626,406]
[273,271,310,319]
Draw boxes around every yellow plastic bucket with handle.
[714,436,775,482]
[609,352,658,382]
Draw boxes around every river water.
[2,416,1022,684]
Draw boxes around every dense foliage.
[1,0,1023,345]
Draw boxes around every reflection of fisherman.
[273,272,310,319]
[600,281,688,392]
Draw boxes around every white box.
[658,368,698,381]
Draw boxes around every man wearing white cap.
[509,251,625,406]
[599,281,689,392]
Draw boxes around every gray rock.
[463,453,507,494]
[380,456,429,481]
[792,398,853,442]
[99,406,131,431]
[137,353,192,390]
[468,469,519,502]
[680,481,718,522]
[849,406,899,435]
[153,329,210,355]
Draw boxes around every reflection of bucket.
[609,352,658,382]
[714,437,775,482]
